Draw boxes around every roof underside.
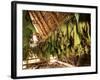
[28,11,74,40]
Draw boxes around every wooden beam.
[50,12,59,26]
[28,12,43,36]
[34,11,49,36]
[37,12,51,34]
[31,11,47,37]
[56,60,74,67]
[40,12,52,30]
[28,11,36,24]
